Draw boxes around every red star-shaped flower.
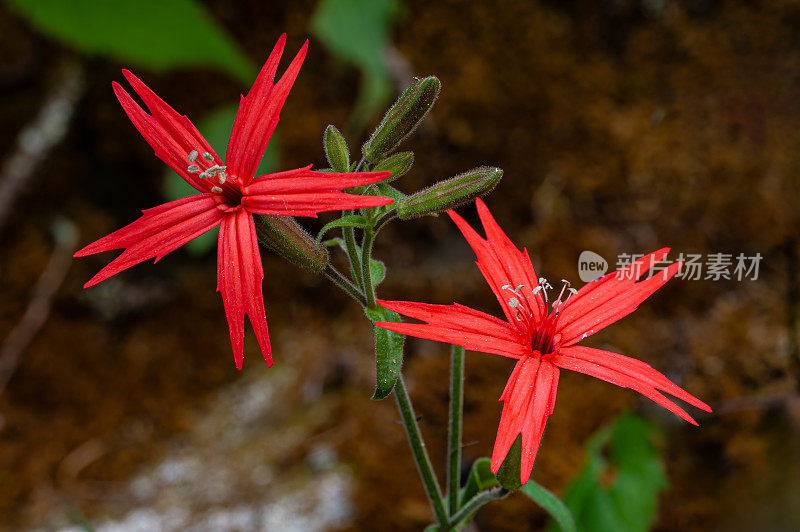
[75,35,392,369]
[376,198,710,484]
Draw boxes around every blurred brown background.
[1,0,799,530]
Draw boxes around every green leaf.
[459,458,499,507]
[556,414,667,532]
[364,306,404,399]
[522,480,577,532]
[310,0,401,128]
[163,103,279,255]
[316,215,369,244]
[5,0,254,83]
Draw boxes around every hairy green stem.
[323,263,366,307]
[361,226,377,309]
[447,345,465,514]
[342,210,364,289]
[447,487,508,528]
[394,376,449,528]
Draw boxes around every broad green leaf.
[459,458,498,508]
[522,480,577,532]
[316,215,369,244]
[164,103,279,255]
[5,0,254,83]
[364,306,404,399]
[310,0,401,128]
[556,414,667,532]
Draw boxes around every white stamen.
[514,284,525,293]
[532,286,542,295]
[203,152,213,162]
[217,174,226,184]
[508,297,519,308]
[187,164,200,173]
[501,284,512,290]
[568,288,578,295]
[211,186,223,193]
[187,150,198,162]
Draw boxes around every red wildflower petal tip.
[447,200,546,327]
[558,254,682,345]
[490,358,560,484]
[555,346,709,424]
[227,36,308,184]
[78,194,224,288]
[217,209,272,369]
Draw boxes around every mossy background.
[0,0,798,530]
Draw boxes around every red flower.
[75,35,392,369]
[376,198,710,484]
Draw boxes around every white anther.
[187,150,198,162]
[203,152,213,162]
[508,297,519,308]
[187,164,200,173]
[217,174,226,184]
[568,288,578,295]
[514,284,525,293]
[501,284,512,290]
[211,186,223,193]
[531,286,542,295]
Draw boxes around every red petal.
[447,198,546,331]
[375,300,527,358]
[246,168,391,194]
[490,357,559,485]
[554,347,708,424]
[113,74,219,192]
[227,35,307,184]
[557,250,682,345]
[76,194,223,288]
[217,209,272,369]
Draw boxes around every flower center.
[503,278,576,357]
[186,150,243,205]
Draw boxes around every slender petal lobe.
[77,194,224,288]
[217,209,272,369]
[376,300,527,359]
[227,35,308,184]
[491,357,560,484]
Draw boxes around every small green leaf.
[316,215,369,244]
[460,458,499,507]
[364,306,405,399]
[373,151,414,182]
[6,0,254,83]
[163,103,279,255]
[522,480,577,532]
[557,414,667,532]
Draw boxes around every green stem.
[447,345,465,515]
[323,263,366,307]
[394,376,449,528]
[361,226,377,309]
[447,487,509,528]
[374,210,398,235]
[342,210,364,289]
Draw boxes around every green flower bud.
[396,166,502,219]
[362,76,441,163]
[323,125,350,172]
[496,434,523,491]
[372,151,414,183]
[254,215,328,274]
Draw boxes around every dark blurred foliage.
[0,0,799,530]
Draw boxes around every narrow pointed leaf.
[316,215,369,244]
[521,480,576,532]
[459,458,499,507]
[364,306,405,399]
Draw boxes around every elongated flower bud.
[254,215,328,274]
[323,124,350,172]
[362,76,441,163]
[372,151,414,183]
[396,166,502,219]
